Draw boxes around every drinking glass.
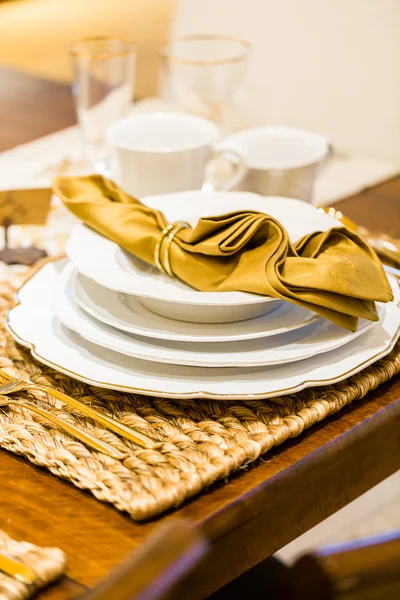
[160,34,252,131]
[69,37,136,174]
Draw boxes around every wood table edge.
[178,393,400,597]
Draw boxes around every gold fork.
[0,369,157,449]
[0,549,38,585]
[0,398,123,459]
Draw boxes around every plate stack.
[8,192,400,400]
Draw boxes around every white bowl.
[138,296,276,323]
[65,191,340,323]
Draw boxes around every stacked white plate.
[7,191,400,400]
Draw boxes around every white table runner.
[0,97,398,253]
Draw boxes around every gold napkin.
[0,530,66,600]
[54,175,393,331]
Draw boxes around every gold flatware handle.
[384,265,400,279]
[367,241,400,267]
[0,369,157,449]
[36,385,157,449]
[0,369,17,383]
[0,550,37,585]
[0,400,124,459]
[318,207,400,268]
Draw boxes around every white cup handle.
[318,142,334,175]
[203,148,247,192]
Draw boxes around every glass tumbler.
[160,34,252,131]
[69,37,136,174]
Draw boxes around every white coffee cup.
[107,112,246,197]
[222,126,330,203]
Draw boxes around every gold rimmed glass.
[160,34,252,130]
[70,36,136,174]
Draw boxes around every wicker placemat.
[0,264,399,521]
[0,530,65,600]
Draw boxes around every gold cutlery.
[318,207,400,267]
[0,550,38,585]
[0,369,157,449]
[384,265,400,279]
[0,398,123,459]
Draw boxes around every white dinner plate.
[7,259,400,399]
[71,266,321,342]
[65,191,340,323]
[55,262,379,368]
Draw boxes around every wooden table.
[0,67,399,600]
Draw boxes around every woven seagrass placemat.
[0,264,399,521]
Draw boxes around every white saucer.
[65,191,340,323]
[56,262,378,368]
[70,266,320,343]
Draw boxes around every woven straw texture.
[0,263,399,522]
[0,530,65,600]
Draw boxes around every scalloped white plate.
[71,267,320,343]
[7,259,400,399]
[55,263,378,368]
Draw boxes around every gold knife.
[0,550,37,585]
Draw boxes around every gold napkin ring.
[154,224,174,274]
[154,221,190,277]
[162,221,191,276]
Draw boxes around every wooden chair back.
[289,530,400,600]
[81,519,208,600]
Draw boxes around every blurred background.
[1,0,400,161]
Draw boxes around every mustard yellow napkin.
[54,175,393,331]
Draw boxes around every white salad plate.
[71,266,320,342]
[7,259,400,399]
[65,191,341,323]
[54,262,379,368]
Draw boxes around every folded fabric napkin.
[54,175,393,331]
[0,530,66,600]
